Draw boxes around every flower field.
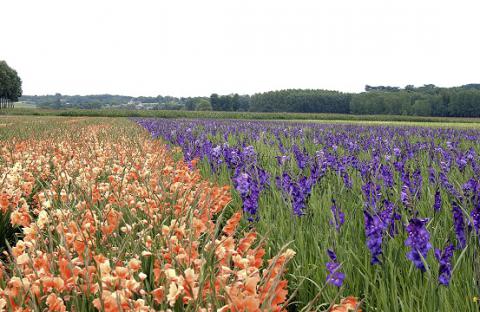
[1,116,479,311]
[0,117,297,311]
[136,118,480,311]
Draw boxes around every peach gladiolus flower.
[329,296,362,312]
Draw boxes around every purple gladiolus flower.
[381,200,400,237]
[439,172,461,198]
[405,218,432,272]
[393,147,401,157]
[234,172,250,196]
[463,178,479,200]
[362,181,382,210]
[341,171,353,189]
[233,165,269,219]
[429,167,436,184]
[275,155,290,166]
[411,168,422,199]
[401,185,410,208]
[326,249,345,287]
[452,202,466,249]
[434,189,442,212]
[330,199,345,231]
[292,144,309,170]
[456,155,468,172]
[364,210,386,264]
[380,164,394,188]
[276,172,314,216]
[471,203,480,234]
[434,244,454,286]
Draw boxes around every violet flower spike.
[330,199,345,231]
[434,244,454,286]
[326,249,345,287]
[452,202,466,249]
[405,218,432,272]
[433,189,442,212]
[364,210,385,265]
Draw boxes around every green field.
[12,101,37,108]
[2,107,480,125]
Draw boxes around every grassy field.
[2,107,480,124]
[13,101,37,108]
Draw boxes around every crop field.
[1,115,480,311]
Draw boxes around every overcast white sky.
[1,0,479,97]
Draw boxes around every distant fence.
[0,98,14,109]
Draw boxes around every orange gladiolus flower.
[223,212,242,236]
[45,293,66,312]
[329,296,362,312]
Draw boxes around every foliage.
[351,84,480,117]
[195,98,213,111]
[210,93,250,111]
[0,60,22,101]
[249,89,350,113]
[20,94,211,111]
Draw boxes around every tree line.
[22,94,212,111]
[350,84,480,117]
[209,85,480,117]
[21,84,480,117]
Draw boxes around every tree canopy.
[249,89,350,113]
[350,85,480,117]
[0,61,22,101]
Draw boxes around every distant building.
[128,99,141,105]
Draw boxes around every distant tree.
[250,89,350,113]
[413,99,432,116]
[405,85,415,92]
[417,84,438,95]
[365,85,400,92]
[196,99,212,111]
[383,92,409,115]
[164,101,183,110]
[185,98,196,111]
[232,93,240,111]
[52,93,62,109]
[462,84,480,90]
[429,94,448,116]
[0,60,22,108]
[238,95,250,111]
[219,95,233,111]
[448,90,480,117]
[210,93,220,111]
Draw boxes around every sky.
[1,0,479,97]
